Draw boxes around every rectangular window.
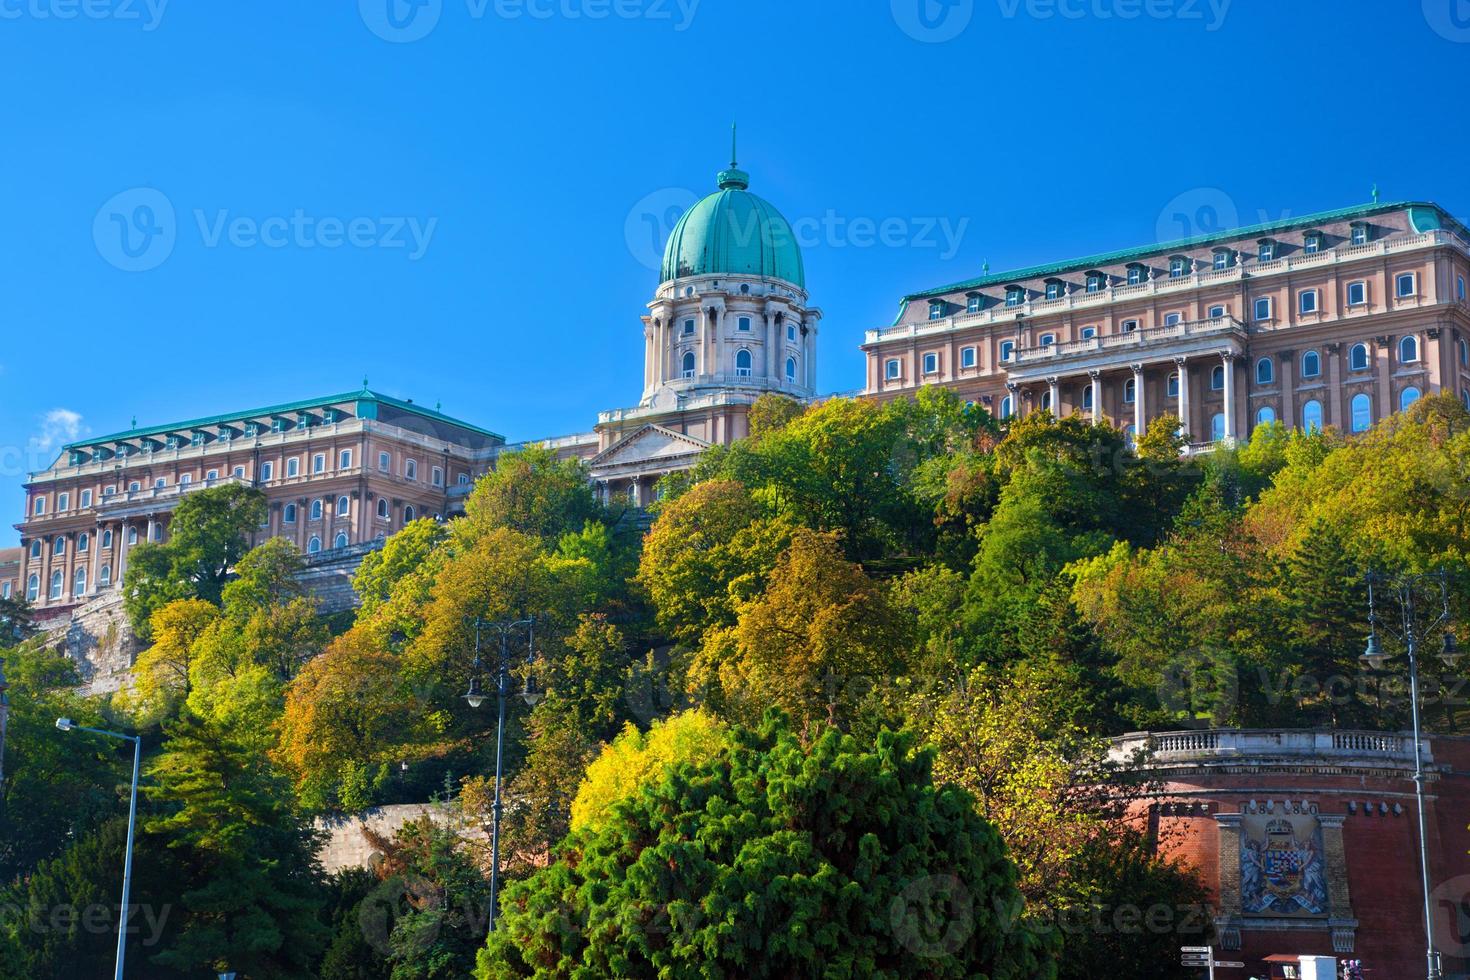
[1213,251,1230,270]
[1208,305,1226,318]
[1169,257,1187,278]
[960,347,976,368]
[1459,275,1466,301]
[923,352,939,375]
[1258,240,1276,262]
[1347,281,1367,306]
[1254,297,1272,321]
[339,449,352,469]
[885,359,901,380]
[1396,272,1416,297]
[312,454,326,474]
[1086,273,1104,293]
[737,316,751,332]
[1121,319,1139,332]
[1304,233,1321,254]
[966,295,981,313]
[432,466,444,487]
[1005,287,1024,308]
[1127,266,1143,285]
[1299,290,1319,314]
[928,301,944,321]
[378,452,391,472]
[261,461,275,481]
[286,458,300,478]
[999,340,1015,362]
[58,493,69,511]
[787,324,796,342]
[1081,326,1097,339]
[1351,224,1368,245]
[80,489,92,508]
[1163,313,1182,326]
[1045,281,1062,300]
[683,319,695,335]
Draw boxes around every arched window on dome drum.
[1301,350,1320,378]
[1400,386,1421,412]
[735,349,753,378]
[785,357,797,382]
[681,352,696,379]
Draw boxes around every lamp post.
[1359,569,1461,980]
[55,718,142,980]
[463,616,540,936]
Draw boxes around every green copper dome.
[660,158,806,289]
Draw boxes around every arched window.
[1082,385,1093,410]
[681,351,696,379]
[405,460,418,481]
[1167,373,1179,398]
[1301,350,1321,378]
[1040,390,1052,412]
[102,529,113,549]
[337,495,350,517]
[999,395,1013,420]
[284,503,297,524]
[735,349,753,377]
[308,536,322,555]
[999,340,1016,362]
[27,574,39,602]
[78,532,89,553]
[1211,413,1226,442]
[1123,378,1136,404]
[1211,365,1225,390]
[404,505,416,522]
[334,532,349,550]
[49,570,63,600]
[29,540,41,560]
[376,498,389,520]
[1123,423,1136,448]
[785,357,797,382]
[1302,399,1323,433]
[1350,343,1370,371]
[73,568,87,596]
[310,499,323,521]
[1400,386,1421,412]
[54,537,66,557]
[1256,357,1274,384]
[100,565,112,588]
[1460,338,1468,367]
[1040,333,1056,347]
[1351,392,1372,432]
[1256,406,1277,428]
[1399,335,1419,364]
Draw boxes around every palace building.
[863,200,1470,448]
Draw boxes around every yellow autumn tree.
[127,598,220,719]
[569,709,728,834]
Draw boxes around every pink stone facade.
[863,203,1470,447]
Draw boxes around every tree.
[145,710,329,978]
[480,715,1056,979]
[128,598,219,718]
[122,484,268,637]
[729,528,911,731]
[462,444,601,545]
[746,392,804,439]
[354,519,449,620]
[0,596,37,649]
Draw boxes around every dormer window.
[1085,271,1105,293]
[1350,222,1369,246]
[1258,239,1277,262]
[1168,256,1190,279]
[1044,279,1064,300]
[965,292,982,313]
[1126,263,1146,285]
[1212,248,1232,270]
[1303,231,1323,254]
[928,300,945,321]
[191,431,205,447]
[1004,286,1025,308]
[272,417,288,434]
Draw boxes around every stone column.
[1088,370,1102,425]
[700,306,715,378]
[805,323,817,392]
[1221,353,1237,442]
[765,313,779,381]
[117,522,131,580]
[1325,342,1341,428]
[1132,362,1146,436]
[1280,348,1295,434]
[1047,376,1060,416]
[1174,356,1191,440]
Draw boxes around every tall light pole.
[463,616,540,936]
[1360,569,1462,980]
[54,718,142,980]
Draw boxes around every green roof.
[899,200,1464,312]
[661,161,806,289]
[66,385,505,451]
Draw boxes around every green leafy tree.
[463,444,602,544]
[145,710,329,978]
[480,714,1056,979]
[122,484,268,637]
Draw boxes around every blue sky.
[1,0,1467,544]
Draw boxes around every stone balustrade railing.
[1109,729,1430,767]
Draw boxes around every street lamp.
[463,616,538,936]
[1359,568,1460,980]
[55,717,142,980]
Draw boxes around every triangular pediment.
[590,424,710,469]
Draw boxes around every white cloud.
[32,408,86,453]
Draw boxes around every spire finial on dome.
[717,123,750,191]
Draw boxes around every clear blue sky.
[1,0,1467,544]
